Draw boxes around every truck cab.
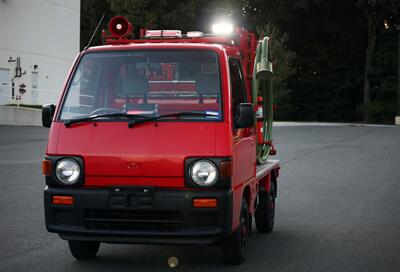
[42,16,279,265]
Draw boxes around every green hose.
[253,37,274,165]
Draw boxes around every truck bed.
[256,160,280,180]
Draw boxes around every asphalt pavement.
[1,124,400,272]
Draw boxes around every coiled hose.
[252,37,273,165]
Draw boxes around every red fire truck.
[42,16,279,265]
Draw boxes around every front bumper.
[44,186,232,245]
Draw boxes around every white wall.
[0,0,80,105]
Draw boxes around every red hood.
[51,121,217,187]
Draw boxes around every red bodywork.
[46,30,279,235]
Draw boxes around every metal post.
[396,25,400,125]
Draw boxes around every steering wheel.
[89,107,122,115]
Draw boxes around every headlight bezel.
[55,158,81,185]
[44,156,84,187]
[185,157,232,189]
[189,159,218,187]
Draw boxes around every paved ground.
[0,125,399,272]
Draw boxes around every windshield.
[59,50,222,121]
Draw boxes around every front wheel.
[221,199,250,265]
[68,240,100,260]
[255,181,276,233]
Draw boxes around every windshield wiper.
[128,111,219,128]
[64,112,150,127]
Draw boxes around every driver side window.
[229,58,247,129]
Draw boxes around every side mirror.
[235,103,255,128]
[42,104,55,128]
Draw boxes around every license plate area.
[109,186,155,209]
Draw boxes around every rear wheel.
[255,181,275,233]
[68,240,100,260]
[222,199,250,265]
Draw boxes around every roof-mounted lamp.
[211,22,234,35]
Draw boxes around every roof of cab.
[85,42,239,56]
[86,42,232,52]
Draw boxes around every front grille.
[84,209,183,231]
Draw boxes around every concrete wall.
[0,0,80,106]
[0,106,41,126]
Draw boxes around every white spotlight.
[211,22,234,35]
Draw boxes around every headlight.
[190,160,218,187]
[55,158,81,185]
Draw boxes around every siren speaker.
[108,16,133,37]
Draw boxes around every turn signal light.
[220,160,232,178]
[42,159,51,176]
[52,195,74,205]
[193,198,217,208]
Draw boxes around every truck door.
[229,58,255,194]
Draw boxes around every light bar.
[145,30,182,38]
[187,31,203,38]
[145,30,162,38]
[211,22,234,35]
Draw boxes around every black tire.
[68,240,100,260]
[255,181,276,233]
[222,199,250,265]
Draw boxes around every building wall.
[0,0,80,105]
